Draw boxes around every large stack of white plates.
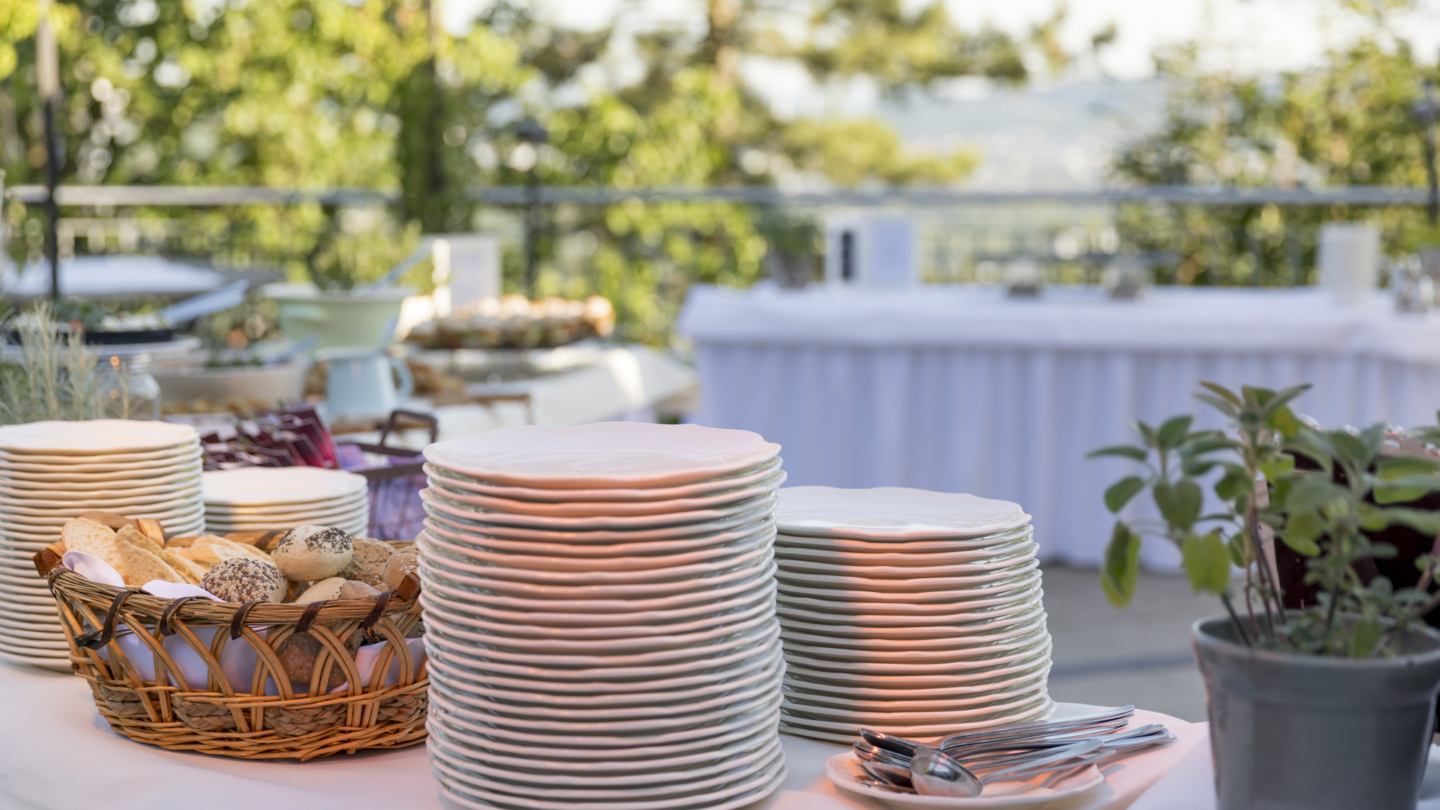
[0,420,203,671]
[774,486,1053,744]
[202,467,369,536]
[417,422,788,810]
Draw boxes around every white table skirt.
[0,661,1202,810]
[678,284,1440,568]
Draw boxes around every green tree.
[1112,6,1440,286]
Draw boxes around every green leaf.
[1104,476,1147,514]
[1328,430,1371,471]
[1257,453,1295,483]
[1358,502,1391,532]
[1154,479,1203,531]
[1086,445,1148,462]
[1380,507,1440,537]
[1371,474,1440,505]
[1284,475,1346,514]
[1198,381,1242,408]
[1377,456,1440,479]
[1350,615,1385,659]
[1133,421,1159,449]
[1157,416,1194,450]
[1369,542,1398,560]
[1282,510,1324,556]
[1182,530,1232,595]
[1182,458,1219,477]
[1214,468,1253,501]
[1226,532,1248,567]
[1259,384,1311,421]
[1286,430,1335,476]
[1194,392,1240,418]
[1181,435,1239,457]
[1268,405,1303,438]
[1101,522,1142,608]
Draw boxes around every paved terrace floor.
[1040,564,1218,723]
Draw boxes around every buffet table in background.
[679,284,1440,569]
[0,661,1206,810]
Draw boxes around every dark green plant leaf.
[1101,522,1142,609]
[1197,381,1242,407]
[1086,445,1148,462]
[1214,468,1253,501]
[1182,530,1232,595]
[1257,453,1294,483]
[1284,475,1346,514]
[1226,532,1247,567]
[1357,502,1391,532]
[1259,384,1310,421]
[1154,479,1202,531]
[1182,458,1219,477]
[1133,421,1158,449]
[1350,615,1385,659]
[1380,507,1440,537]
[1369,542,1398,560]
[1104,476,1147,513]
[1268,405,1303,438]
[1377,456,1440,478]
[1282,510,1324,556]
[1328,430,1371,472]
[1157,416,1194,450]
[1194,393,1239,418]
[1371,474,1440,506]
[1286,430,1335,476]
[1181,435,1239,457]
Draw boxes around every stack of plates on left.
[202,467,370,536]
[773,486,1054,744]
[0,420,203,671]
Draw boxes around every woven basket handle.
[75,589,142,650]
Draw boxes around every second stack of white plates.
[418,422,789,810]
[202,467,370,536]
[774,486,1054,744]
[0,420,203,670]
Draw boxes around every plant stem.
[1222,591,1253,647]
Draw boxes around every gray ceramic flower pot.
[1193,615,1440,810]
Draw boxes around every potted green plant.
[1089,382,1440,810]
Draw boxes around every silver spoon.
[911,746,985,798]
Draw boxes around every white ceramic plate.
[201,467,369,506]
[424,457,784,503]
[422,519,776,573]
[426,654,783,711]
[204,508,369,528]
[0,458,202,483]
[425,423,780,489]
[0,443,198,465]
[420,574,777,630]
[780,614,1047,651]
[777,527,1035,554]
[420,556,777,612]
[778,603,1045,642]
[423,532,773,589]
[777,487,1029,540]
[0,496,204,520]
[435,752,785,810]
[421,487,778,531]
[425,621,780,673]
[776,546,1038,579]
[428,641,784,698]
[783,667,1051,704]
[423,504,775,546]
[784,637,1050,675]
[785,688,1049,726]
[782,699,1054,743]
[425,632,781,686]
[426,701,781,763]
[0,420,198,455]
[203,491,369,516]
[783,650,1053,689]
[0,448,201,475]
[429,728,783,789]
[777,571,1044,609]
[825,749,1105,810]
[0,470,202,498]
[782,630,1050,665]
[427,471,786,518]
[775,560,1041,595]
[0,484,203,511]
[774,529,1036,565]
[775,590,1043,626]
[425,602,776,659]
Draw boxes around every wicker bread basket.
[31,518,427,761]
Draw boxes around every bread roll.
[272,525,353,582]
[338,536,393,588]
[201,558,287,604]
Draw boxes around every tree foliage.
[1112,7,1440,286]
[0,0,1070,342]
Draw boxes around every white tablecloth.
[0,660,1203,810]
[678,284,1440,568]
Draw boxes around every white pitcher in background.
[318,348,414,420]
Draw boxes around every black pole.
[1422,81,1439,228]
[43,96,59,302]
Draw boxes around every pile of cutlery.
[851,706,1176,797]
